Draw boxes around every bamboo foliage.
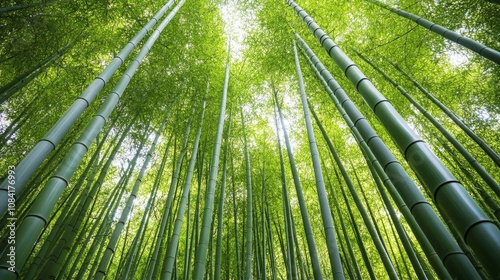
[0,41,74,104]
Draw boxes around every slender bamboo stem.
[366,0,500,65]
[192,43,231,279]
[292,41,345,279]
[273,88,323,280]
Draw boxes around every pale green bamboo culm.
[192,42,231,280]
[288,1,500,277]
[160,100,206,280]
[366,0,500,65]
[273,90,323,280]
[272,99,298,280]
[292,41,345,280]
[293,30,476,279]
[0,1,185,278]
[241,108,253,280]
[214,108,233,280]
[0,0,176,217]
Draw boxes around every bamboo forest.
[1,0,500,279]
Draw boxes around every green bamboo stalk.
[160,100,206,280]
[182,192,191,280]
[182,169,202,280]
[325,171,363,280]
[148,111,194,280]
[231,152,242,280]
[353,163,412,279]
[264,205,277,280]
[360,154,428,280]
[25,151,99,278]
[388,60,500,168]
[292,41,345,280]
[289,6,500,275]
[260,164,267,279]
[41,120,125,279]
[300,41,451,280]
[366,0,500,65]
[192,44,230,279]
[288,209,309,280]
[214,108,232,280]
[65,120,140,276]
[358,53,500,198]
[0,0,176,216]
[241,108,254,280]
[307,103,397,279]
[335,171,376,280]
[272,100,297,280]
[433,134,500,224]
[274,218,288,278]
[273,89,323,280]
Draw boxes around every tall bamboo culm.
[273,90,323,280]
[292,41,346,280]
[192,42,231,279]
